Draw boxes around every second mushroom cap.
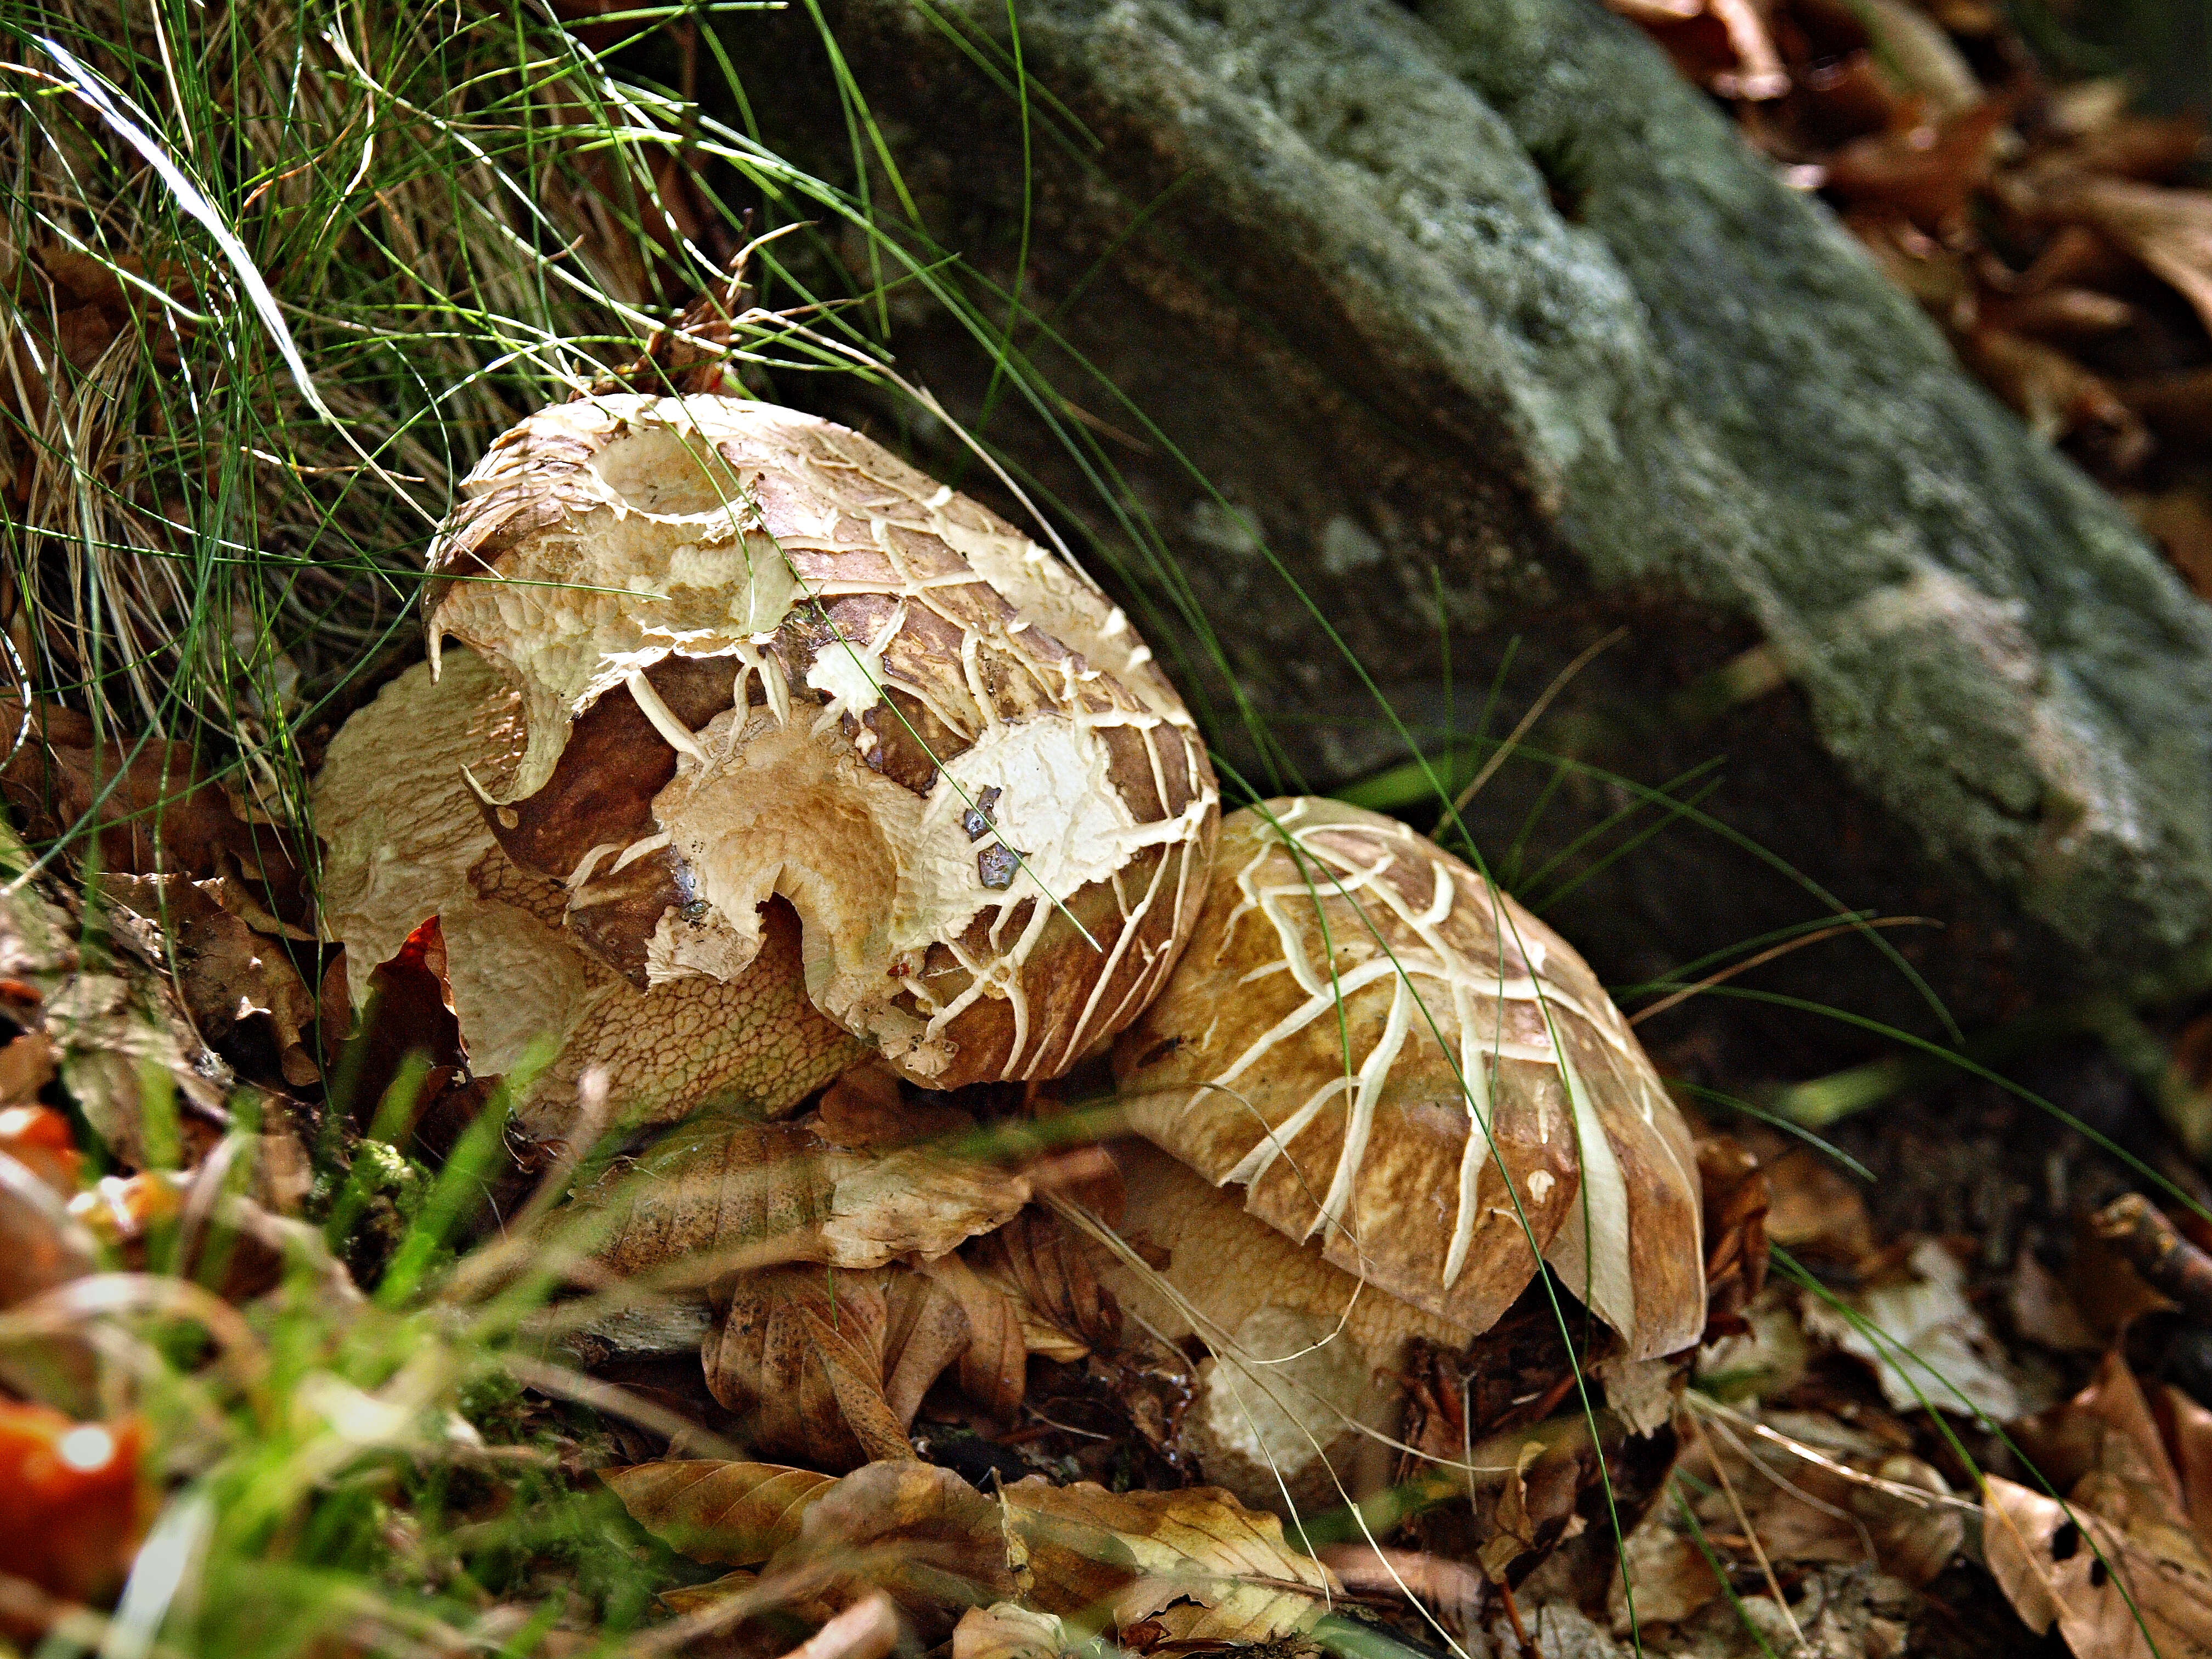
[1111,798,1706,1362]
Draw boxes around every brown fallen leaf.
[1006,1477,1339,1642]
[1695,1133,1769,1341]
[766,1459,1015,1633]
[100,873,318,1087]
[0,825,237,1169]
[1318,1544,1488,1639]
[603,1460,837,1565]
[776,1591,900,1659]
[1609,1508,1726,1632]
[1479,1438,1585,1582]
[1674,1406,1968,1593]
[589,1114,1031,1281]
[2158,1383,2212,1549]
[635,1457,1340,1646]
[815,1061,972,1149]
[2012,1349,2212,1578]
[952,1602,1076,1659]
[2009,1249,2103,1355]
[1802,1238,2025,1420]
[706,1261,1027,1469]
[0,699,301,918]
[1826,101,2009,232]
[966,1209,1120,1362]
[1984,1474,2212,1659]
[2021,175,2212,341]
[1956,325,2149,466]
[1760,1145,1876,1268]
[1607,0,1788,101]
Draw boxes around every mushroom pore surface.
[315,653,866,1141]
[1111,798,1706,1361]
[424,394,1217,1088]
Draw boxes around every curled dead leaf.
[1803,1238,2024,1421]
[2022,174,2212,340]
[1957,326,2149,466]
[99,873,318,1087]
[1318,1544,1488,1640]
[0,699,301,917]
[966,1209,1120,1362]
[1695,1133,1769,1341]
[630,1456,1342,1648]
[1827,102,2009,231]
[706,1261,1027,1470]
[765,1459,1015,1633]
[587,1114,1032,1281]
[1005,1477,1339,1643]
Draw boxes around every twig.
[2091,1193,2212,1324]
[1683,1408,1810,1655]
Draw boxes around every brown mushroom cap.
[423,394,1217,1088]
[1111,798,1705,1361]
[315,652,866,1142]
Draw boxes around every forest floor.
[7,0,2212,1656]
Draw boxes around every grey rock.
[740,0,2212,1019]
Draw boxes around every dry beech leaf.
[1826,102,2009,231]
[657,1568,762,1617]
[967,1209,1120,1362]
[0,699,302,915]
[590,1114,1031,1279]
[2013,1351,2212,1582]
[2159,1383,2212,1548]
[0,837,235,1169]
[952,1602,1075,1659]
[767,1459,1016,1633]
[779,1590,901,1659]
[1983,1475,2212,1659]
[602,1460,836,1565]
[1006,1478,1339,1643]
[100,873,319,1087]
[1957,326,2148,464]
[2024,176,2212,340]
[1609,1510,1725,1632]
[815,1061,973,1148]
[707,1262,1027,1469]
[1695,1134,1768,1341]
[1318,1545,1488,1639]
[641,1457,1340,1646]
[1803,1239,2023,1421]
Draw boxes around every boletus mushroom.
[1098,798,1706,1510]
[317,393,1217,1137]
[421,393,1218,1089]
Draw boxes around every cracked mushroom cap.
[1111,798,1705,1362]
[422,393,1217,1088]
[315,653,867,1143]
